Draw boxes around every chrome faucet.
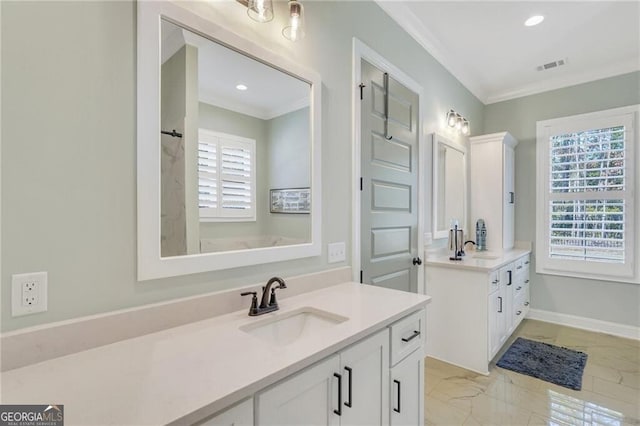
[241,277,287,316]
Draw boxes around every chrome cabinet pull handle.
[401,330,421,342]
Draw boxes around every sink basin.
[240,307,348,346]
[472,253,500,260]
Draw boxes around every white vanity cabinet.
[390,349,424,426]
[426,252,530,374]
[257,354,341,426]
[256,310,426,426]
[470,132,518,251]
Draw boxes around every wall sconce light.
[247,0,274,23]
[282,0,305,42]
[239,0,305,42]
[446,109,470,136]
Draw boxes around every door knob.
[412,257,422,266]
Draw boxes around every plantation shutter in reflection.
[220,145,252,210]
[198,129,256,220]
[198,142,218,209]
[548,126,626,263]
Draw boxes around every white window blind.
[536,106,637,281]
[548,126,625,263]
[198,129,256,221]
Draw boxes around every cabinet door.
[488,289,501,359]
[340,329,390,426]
[488,285,507,359]
[503,145,515,249]
[197,398,253,426]
[390,349,424,426]
[256,355,340,426]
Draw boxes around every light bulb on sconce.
[283,0,305,42]
[455,114,463,130]
[247,0,274,22]
[446,108,470,136]
[462,119,470,135]
[446,109,457,127]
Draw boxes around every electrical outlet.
[22,281,39,307]
[12,272,48,316]
[328,242,346,263]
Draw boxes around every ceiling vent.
[536,58,567,72]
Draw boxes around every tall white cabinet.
[469,132,518,251]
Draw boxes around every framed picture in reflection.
[270,188,311,214]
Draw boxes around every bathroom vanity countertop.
[425,248,530,272]
[0,282,430,425]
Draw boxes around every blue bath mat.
[496,337,588,390]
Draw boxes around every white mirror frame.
[431,133,467,240]
[137,1,322,280]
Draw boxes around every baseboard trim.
[527,309,640,341]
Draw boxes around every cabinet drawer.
[390,309,425,366]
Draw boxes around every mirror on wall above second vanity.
[431,133,467,239]
[137,2,321,280]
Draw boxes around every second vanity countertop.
[1,282,431,425]
[425,248,531,272]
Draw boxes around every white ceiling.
[377,1,640,104]
[161,20,309,120]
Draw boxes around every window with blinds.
[198,129,256,221]
[548,126,625,263]
[536,106,637,280]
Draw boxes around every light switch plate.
[12,272,48,316]
[328,242,346,263]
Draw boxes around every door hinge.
[360,177,363,191]
[360,270,363,283]
[359,83,366,100]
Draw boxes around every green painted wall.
[484,72,640,327]
[1,0,484,331]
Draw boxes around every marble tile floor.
[425,319,640,426]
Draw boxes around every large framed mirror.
[431,133,467,240]
[137,2,321,280]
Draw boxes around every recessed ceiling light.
[236,84,248,91]
[525,15,544,27]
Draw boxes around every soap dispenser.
[476,219,487,251]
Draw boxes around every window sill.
[535,266,639,285]
[200,217,256,223]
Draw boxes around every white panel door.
[340,330,390,426]
[390,349,424,426]
[256,355,340,426]
[360,60,420,293]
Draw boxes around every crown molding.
[376,1,640,106]
[485,58,640,104]
[375,1,488,104]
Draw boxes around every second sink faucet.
[260,276,287,309]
